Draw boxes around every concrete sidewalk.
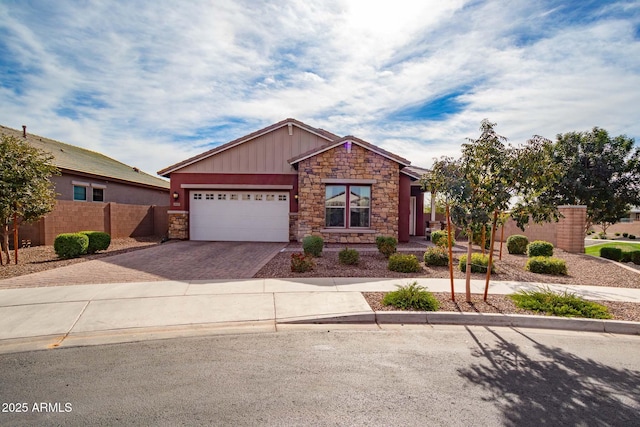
[1,278,639,353]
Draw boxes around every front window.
[325,185,370,228]
[73,185,87,201]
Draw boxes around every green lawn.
[585,241,640,257]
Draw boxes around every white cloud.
[0,0,638,176]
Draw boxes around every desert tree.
[424,120,561,302]
[0,134,59,264]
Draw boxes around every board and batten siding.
[176,125,330,175]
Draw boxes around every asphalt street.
[1,326,639,426]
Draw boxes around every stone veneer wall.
[289,213,299,242]
[296,143,399,243]
[168,211,189,239]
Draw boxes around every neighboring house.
[1,125,170,246]
[1,125,169,205]
[158,118,427,243]
[620,206,640,223]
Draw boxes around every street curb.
[277,312,376,324]
[287,311,640,335]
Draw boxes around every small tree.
[424,120,561,302]
[0,134,59,264]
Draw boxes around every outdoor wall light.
[345,140,352,153]
[172,191,179,200]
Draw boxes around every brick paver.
[0,241,286,289]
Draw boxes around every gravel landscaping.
[254,243,640,288]
[254,242,640,322]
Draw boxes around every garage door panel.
[190,191,289,242]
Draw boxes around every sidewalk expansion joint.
[48,301,91,349]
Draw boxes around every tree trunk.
[13,212,19,264]
[484,211,498,301]
[499,223,505,260]
[446,204,455,302]
[1,222,10,265]
[465,231,472,302]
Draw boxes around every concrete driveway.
[0,241,286,288]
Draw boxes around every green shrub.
[510,287,611,319]
[506,235,528,254]
[632,251,640,265]
[621,251,632,263]
[527,240,554,257]
[290,253,315,272]
[615,232,621,237]
[600,247,622,261]
[431,230,455,247]
[54,233,89,259]
[302,235,324,257]
[338,248,360,265]
[423,246,449,267]
[79,231,111,254]
[376,236,397,258]
[630,234,637,240]
[388,253,422,273]
[458,253,494,273]
[382,282,439,311]
[525,256,568,275]
[620,250,640,265]
[598,232,607,239]
[623,232,629,238]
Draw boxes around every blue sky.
[1,0,639,176]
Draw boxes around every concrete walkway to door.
[0,241,286,289]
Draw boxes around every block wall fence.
[18,200,169,246]
[494,205,587,253]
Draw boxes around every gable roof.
[0,125,169,190]
[288,135,411,167]
[157,118,338,177]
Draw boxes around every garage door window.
[325,185,370,228]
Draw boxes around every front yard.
[254,243,640,322]
[254,244,640,289]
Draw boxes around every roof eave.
[288,136,411,167]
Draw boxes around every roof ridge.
[157,118,339,176]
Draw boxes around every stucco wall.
[296,143,400,243]
[51,173,169,206]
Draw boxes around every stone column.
[556,205,586,253]
[168,211,189,239]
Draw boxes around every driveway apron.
[0,241,285,288]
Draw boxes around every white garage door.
[190,191,290,242]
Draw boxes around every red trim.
[398,174,411,242]
[169,173,298,213]
[411,186,425,237]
